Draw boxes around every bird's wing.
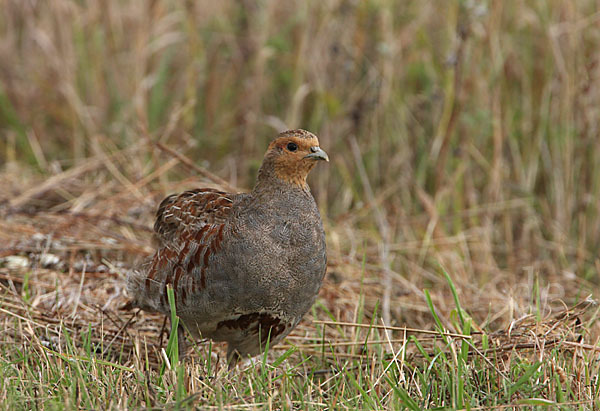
[133,188,235,312]
[154,188,234,246]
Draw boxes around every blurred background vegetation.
[1,0,599,314]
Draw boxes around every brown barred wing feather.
[129,189,234,313]
[154,188,233,245]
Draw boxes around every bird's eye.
[287,142,298,152]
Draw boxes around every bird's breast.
[211,196,325,310]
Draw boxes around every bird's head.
[257,129,329,190]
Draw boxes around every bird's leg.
[177,323,189,360]
[226,345,241,370]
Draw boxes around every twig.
[154,142,238,192]
[313,320,474,339]
[8,158,105,209]
[70,262,86,318]
[561,341,600,352]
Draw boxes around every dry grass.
[1,0,600,408]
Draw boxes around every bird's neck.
[253,161,310,194]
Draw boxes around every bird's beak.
[305,146,329,162]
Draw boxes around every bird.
[127,129,328,367]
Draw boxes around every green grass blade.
[508,362,543,397]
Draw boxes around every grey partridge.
[127,129,328,366]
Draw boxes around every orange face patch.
[265,130,325,188]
